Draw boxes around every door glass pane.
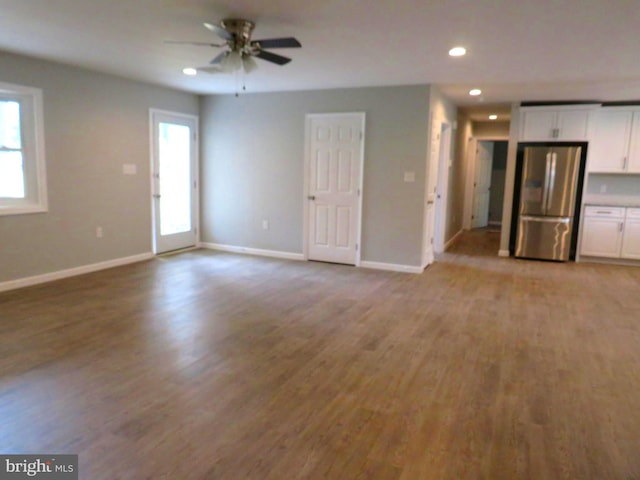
[0,100,21,149]
[0,151,25,198]
[158,122,191,236]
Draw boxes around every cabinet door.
[627,112,640,173]
[588,110,632,172]
[521,110,556,140]
[621,210,640,259]
[557,110,590,140]
[580,217,624,258]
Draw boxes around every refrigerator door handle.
[547,153,557,212]
[541,152,552,215]
[520,215,570,223]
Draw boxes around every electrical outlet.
[404,171,416,182]
[262,220,269,230]
[96,226,103,238]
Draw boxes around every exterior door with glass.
[150,110,198,254]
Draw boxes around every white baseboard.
[199,242,305,261]
[360,261,423,274]
[444,229,464,251]
[0,252,154,293]
[199,242,423,274]
[498,249,510,257]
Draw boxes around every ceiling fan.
[168,19,302,74]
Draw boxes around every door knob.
[307,195,316,200]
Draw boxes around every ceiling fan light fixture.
[242,55,258,74]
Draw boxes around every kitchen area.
[503,104,640,265]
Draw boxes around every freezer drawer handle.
[520,215,570,223]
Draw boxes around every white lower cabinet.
[621,209,640,259]
[581,206,640,260]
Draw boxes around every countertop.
[582,195,640,208]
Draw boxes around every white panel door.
[423,117,441,267]
[151,110,198,254]
[472,141,493,228]
[307,114,364,265]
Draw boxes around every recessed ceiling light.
[489,114,498,120]
[449,46,466,57]
[182,68,197,76]
[469,89,482,96]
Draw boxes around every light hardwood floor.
[1,229,640,479]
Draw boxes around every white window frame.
[0,81,48,216]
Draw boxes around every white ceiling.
[1,0,640,109]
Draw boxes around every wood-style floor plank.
[2,229,640,479]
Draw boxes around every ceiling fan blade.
[196,65,224,74]
[251,37,301,49]
[210,51,228,65]
[164,40,226,47]
[203,22,232,41]
[254,50,292,65]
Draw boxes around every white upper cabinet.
[588,110,633,172]
[520,106,593,141]
[628,113,640,173]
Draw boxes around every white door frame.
[303,112,365,266]
[149,109,199,254]
[463,135,508,230]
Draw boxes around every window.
[0,81,47,215]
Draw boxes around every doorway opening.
[470,140,508,232]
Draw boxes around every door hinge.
[430,238,434,245]
[194,227,198,234]
[193,180,197,189]
[360,131,363,140]
[355,243,359,251]
[357,188,361,196]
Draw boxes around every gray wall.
[0,50,199,283]
[472,121,510,138]
[451,112,473,237]
[199,85,431,267]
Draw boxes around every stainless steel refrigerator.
[514,145,582,261]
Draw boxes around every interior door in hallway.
[306,113,364,265]
[151,110,198,254]
[472,140,494,228]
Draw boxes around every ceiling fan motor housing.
[221,19,256,52]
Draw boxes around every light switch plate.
[404,171,416,182]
